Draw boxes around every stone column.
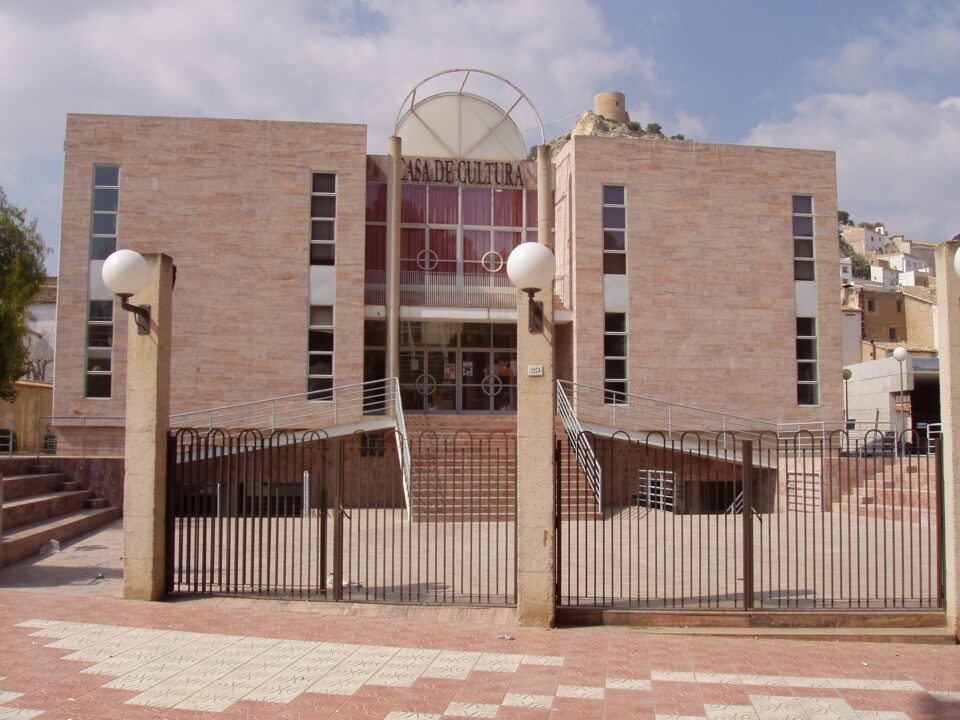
[935,240,960,638]
[122,253,174,601]
[516,145,556,626]
[386,136,402,388]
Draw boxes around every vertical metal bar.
[935,437,945,607]
[742,439,755,610]
[554,439,562,605]
[164,433,176,594]
[333,439,344,602]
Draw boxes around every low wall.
[0,455,124,509]
[0,381,52,453]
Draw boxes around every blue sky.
[1,0,958,272]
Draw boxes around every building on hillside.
[843,225,894,255]
[870,263,899,290]
[24,277,57,383]
[52,78,842,444]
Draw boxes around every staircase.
[1,463,120,567]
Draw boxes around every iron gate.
[166,428,516,604]
[557,431,945,610]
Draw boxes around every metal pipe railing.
[556,380,602,506]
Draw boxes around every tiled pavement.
[0,588,958,719]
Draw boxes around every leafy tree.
[645,122,663,135]
[0,187,47,401]
[838,210,850,225]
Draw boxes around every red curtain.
[428,186,458,225]
[401,185,426,223]
[493,189,523,227]
[366,183,387,222]
[462,188,491,226]
[364,224,386,272]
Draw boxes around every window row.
[86,165,120,398]
[310,172,337,266]
[796,316,819,405]
[603,312,628,404]
[367,184,537,229]
[793,194,815,281]
[602,185,626,275]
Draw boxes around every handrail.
[558,379,898,450]
[556,380,602,506]
[388,377,413,516]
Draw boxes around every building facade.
[54,90,843,433]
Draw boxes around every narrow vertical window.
[308,305,334,400]
[310,173,336,265]
[796,317,819,405]
[603,312,627,404]
[792,194,814,280]
[602,185,626,275]
[86,164,119,398]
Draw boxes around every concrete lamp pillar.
[935,239,960,639]
[104,251,175,601]
[511,144,557,627]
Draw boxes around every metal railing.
[391,381,413,513]
[556,380,602,505]
[365,269,517,308]
[0,417,13,456]
[557,380,897,451]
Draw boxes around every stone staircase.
[0,463,120,568]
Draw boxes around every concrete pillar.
[516,145,556,626]
[935,240,960,638]
[122,253,174,601]
[386,136,402,386]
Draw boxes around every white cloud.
[0,0,653,270]
[745,90,960,243]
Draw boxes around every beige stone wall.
[862,289,906,343]
[55,115,368,420]
[565,135,842,424]
[904,295,937,348]
[0,381,52,452]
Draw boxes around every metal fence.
[167,428,516,605]
[557,430,944,611]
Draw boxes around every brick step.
[1,472,67,501]
[410,514,516,522]
[0,506,122,568]
[1,490,93,531]
[85,497,110,509]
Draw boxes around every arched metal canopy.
[394,69,544,162]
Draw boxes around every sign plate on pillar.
[527,365,544,377]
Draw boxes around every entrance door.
[461,351,517,411]
[401,349,516,412]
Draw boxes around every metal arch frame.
[393,68,545,152]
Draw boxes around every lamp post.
[507,238,557,626]
[893,346,908,453]
[102,249,174,601]
[842,367,852,430]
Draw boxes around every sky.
[1,0,959,273]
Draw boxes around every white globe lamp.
[507,242,555,334]
[102,249,151,334]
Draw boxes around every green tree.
[0,187,47,401]
[645,122,663,135]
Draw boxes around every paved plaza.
[0,520,958,719]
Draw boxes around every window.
[889,327,898,341]
[867,298,877,312]
[310,173,336,266]
[308,305,334,399]
[602,185,626,274]
[796,317,818,405]
[792,195,814,281]
[86,164,120,398]
[603,312,627,404]
[896,300,903,313]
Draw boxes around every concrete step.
[0,506,122,568]
[1,489,92,531]
[1,472,66,501]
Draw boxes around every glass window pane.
[85,373,111,398]
[310,243,335,265]
[462,188,491,226]
[309,329,334,352]
[603,185,625,205]
[365,224,386,272]
[308,354,333,376]
[310,305,333,326]
[793,215,814,237]
[604,313,626,332]
[94,165,119,187]
[794,238,814,258]
[86,355,112,372]
[90,236,116,260]
[366,183,387,222]
[87,324,113,348]
[364,320,387,347]
[602,206,626,229]
[492,323,516,348]
[311,220,335,241]
[311,195,336,219]
[796,317,816,336]
[525,190,538,228]
[794,259,815,281]
[604,231,625,251]
[91,213,117,235]
[493,189,523,227]
[797,383,818,405]
[605,358,626,379]
[89,300,113,321]
[792,195,812,214]
[797,362,817,382]
[604,335,626,357]
[604,253,626,274]
[796,338,817,360]
[308,377,334,400]
[461,323,491,348]
[428,186,459,225]
[604,382,627,404]
[312,173,336,193]
[401,185,427,223]
[93,187,119,212]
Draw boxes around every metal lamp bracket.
[118,294,151,335]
